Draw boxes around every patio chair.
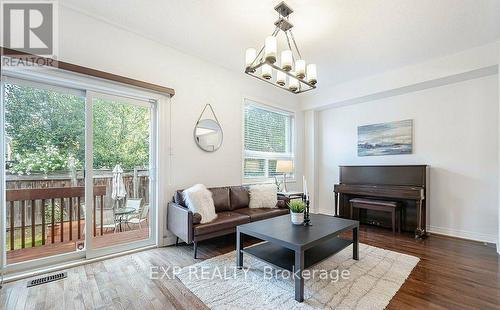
[102,206,120,233]
[122,198,142,230]
[125,198,142,215]
[126,204,149,229]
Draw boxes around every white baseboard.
[428,225,497,244]
[318,207,498,247]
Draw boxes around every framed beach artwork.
[358,119,413,156]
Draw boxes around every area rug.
[176,243,419,309]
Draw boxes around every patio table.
[115,207,136,232]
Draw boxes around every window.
[243,100,294,181]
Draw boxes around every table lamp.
[276,160,293,192]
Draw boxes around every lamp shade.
[245,48,256,68]
[261,64,272,80]
[289,74,299,92]
[281,50,293,71]
[307,64,317,85]
[295,60,306,79]
[264,36,277,63]
[276,70,286,86]
[276,160,293,173]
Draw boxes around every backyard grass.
[6,226,46,250]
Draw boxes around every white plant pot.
[290,211,304,225]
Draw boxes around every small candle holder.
[303,195,312,226]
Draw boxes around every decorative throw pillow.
[182,184,217,224]
[248,184,278,209]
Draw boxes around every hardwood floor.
[1,225,499,309]
[351,227,500,309]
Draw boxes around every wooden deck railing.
[6,186,106,251]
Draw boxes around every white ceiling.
[61,0,500,87]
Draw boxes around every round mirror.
[194,119,223,152]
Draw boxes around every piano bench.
[349,198,401,233]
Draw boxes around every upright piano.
[333,165,428,238]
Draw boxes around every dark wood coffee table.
[236,213,359,302]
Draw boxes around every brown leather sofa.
[167,185,289,258]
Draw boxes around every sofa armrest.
[167,202,193,244]
[277,195,289,209]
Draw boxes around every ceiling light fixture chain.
[288,30,302,60]
[284,31,297,64]
[244,1,317,94]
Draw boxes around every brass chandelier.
[244,2,317,94]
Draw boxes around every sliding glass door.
[86,92,155,256]
[1,77,157,271]
[2,78,87,265]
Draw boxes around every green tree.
[244,105,289,153]
[92,98,150,170]
[4,83,150,174]
[5,83,85,173]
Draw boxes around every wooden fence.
[5,169,149,229]
[6,186,106,250]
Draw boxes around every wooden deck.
[7,222,149,264]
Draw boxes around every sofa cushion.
[229,186,249,210]
[233,207,289,222]
[209,187,231,212]
[194,211,250,236]
[248,184,278,208]
[183,184,217,224]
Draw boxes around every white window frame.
[0,65,169,277]
[242,98,295,184]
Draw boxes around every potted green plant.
[288,200,306,225]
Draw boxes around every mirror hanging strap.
[196,103,220,124]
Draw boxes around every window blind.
[244,101,294,180]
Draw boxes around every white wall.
[304,110,319,213]
[56,6,304,243]
[316,74,499,243]
[301,41,499,110]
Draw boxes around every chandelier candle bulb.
[276,71,286,86]
[295,60,306,79]
[289,74,299,91]
[264,36,277,64]
[307,64,317,85]
[262,64,272,80]
[245,48,257,69]
[281,50,293,71]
